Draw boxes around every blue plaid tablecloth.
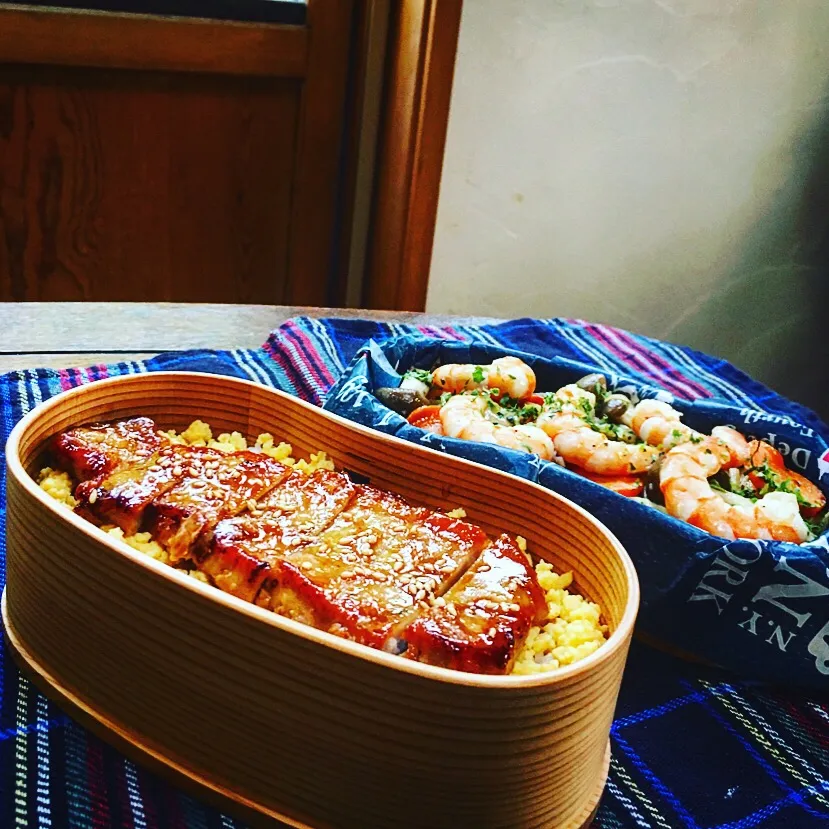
[0,316,827,829]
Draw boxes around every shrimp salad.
[375,358,828,545]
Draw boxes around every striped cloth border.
[0,315,825,829]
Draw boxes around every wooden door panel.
[0,66,299,302]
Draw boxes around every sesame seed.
[173,465,183,476]
[301,561,313,570]
[393,560,404,572]
[433,596,446,608]
[419,600,430,611]
[446,604,457,617]
[246,499,258,511]
[488,627,496,637]
[341,570,353,578]
[88,489,98,504]
[414,589,426,602]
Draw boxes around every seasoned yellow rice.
[512,559,608,675]
[38,421,606,673]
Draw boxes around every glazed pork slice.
[75,444,189,535]
[54,417,167,482]
[75,445,287,545]
[144,448,292,564]
[399,534,547,675]
[265,488,489,649]
[195,470,357,601]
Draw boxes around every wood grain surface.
[5,371,638,828]
[0,302,499,372]
[0,4,308,76]
[0,3,356,305]
[284,0,355,306]
[0,67,298,303]
[365,0,462,311]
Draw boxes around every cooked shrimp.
[711,425,750,467]
[744,440,826,517]
[440,394,556,460]
[536,384,660,476]
[431,356,536,400]
[660,436,809,542]
[628,399,706,448]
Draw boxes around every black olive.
[711,470,731,491]
[644,465,665,505]
[576,373,607,396]
[601,394,632,423]
[375,387,428,417]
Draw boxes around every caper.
[576,373,607,396]
[601,394,632,423]
[644,465,665,505]
[376,387,429,416]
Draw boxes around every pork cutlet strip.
[399,534,547,675]
[53,417,167,482]
[264,487,489,649]
[145,449,292,564]
[197,470,357,602]
[75,444,190,535]
[75,444,288,547]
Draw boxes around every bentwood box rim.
[5,370,639,690]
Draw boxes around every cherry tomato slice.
[571,467,644,498]
[746,441,825,517]
[407,405,444,436]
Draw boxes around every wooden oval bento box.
[3,372,638,829]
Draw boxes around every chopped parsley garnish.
[805,509,829,538]
[543,393,563,412]
[578,398,594,417]
[402,368,433,385]
[439,391,452,406]
[749,460,817,508]
[471,365,485,384]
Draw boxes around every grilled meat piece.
[54,417,166,482]
[146,449,292,564]
[76,444,287,546]
[263,488,489,649]
[400,534,547,674]
[199,470,356,601]
[75,444,188,535]
[59,418,551,675]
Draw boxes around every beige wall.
[427,0,829,417]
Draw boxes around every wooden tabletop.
[0,303,497,374]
